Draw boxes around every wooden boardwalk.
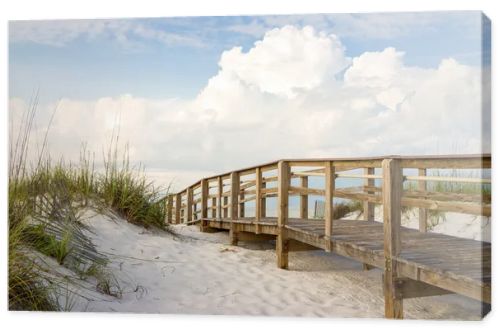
[166,155,491,319]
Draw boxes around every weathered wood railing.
[167,155,490,226]
[165,154,491,318]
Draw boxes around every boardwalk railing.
[165,154,491,319]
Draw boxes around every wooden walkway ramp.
[165,155,491,319]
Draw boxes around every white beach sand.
[62,210,486,319]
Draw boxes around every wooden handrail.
[175,154,490,192]
[174,154,490,195]
[166,154,491,225]
[336,173,382,179]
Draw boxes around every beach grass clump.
[404,169,491,202]
[8,154,107,310]
[314,200,364,219]
[8,99,168,310]
[333,200,364,219]
[8,219,58,311]
[100,144,166,229]
[9,152,166,310]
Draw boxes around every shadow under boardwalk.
[286,219,491,303]
[206,217,490,304]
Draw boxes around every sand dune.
[66,211,483,319]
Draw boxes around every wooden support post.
[200,179,208,231]
[418,168,428,232]
[277,161,290,269]
[187,188,193,223]
[255,167,262,220]
[230,172,240,245]
[217,176,223,220]
[254,222,262,234]
[382,158,403,319]
[324,161,334,252]
[166,195,173,225]
[175,193,181,224]
[363,167,375,221]
[229,225,238,245]
[300,176,308,219]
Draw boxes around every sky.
[8,11,491,190]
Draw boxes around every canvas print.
[8,11,491,319]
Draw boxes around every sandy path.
[70,212,483,319]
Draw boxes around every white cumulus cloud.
[211,26,350,98]
[9,25,488,190]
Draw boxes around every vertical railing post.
[277,161,290,269]
[362,167,376,270]
[255,167,262,220]
[217,176,222,220]
[229,172,240,245]
[187,187,193,223]
[363,167,375,221]
[324,161,334,251]
[211,197,217,218]
[175,193,181,224]
[223,196,228,218]
[261,177,266,219]
[166,194,173,225]
[382,158,403,319]
[300,176,308,219]
[418,168,428,232]
[239,181,245,218]
[200,179,208,231]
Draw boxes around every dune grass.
[100,142,167,228]
[8,100,169,311]
[313,200,364,219]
